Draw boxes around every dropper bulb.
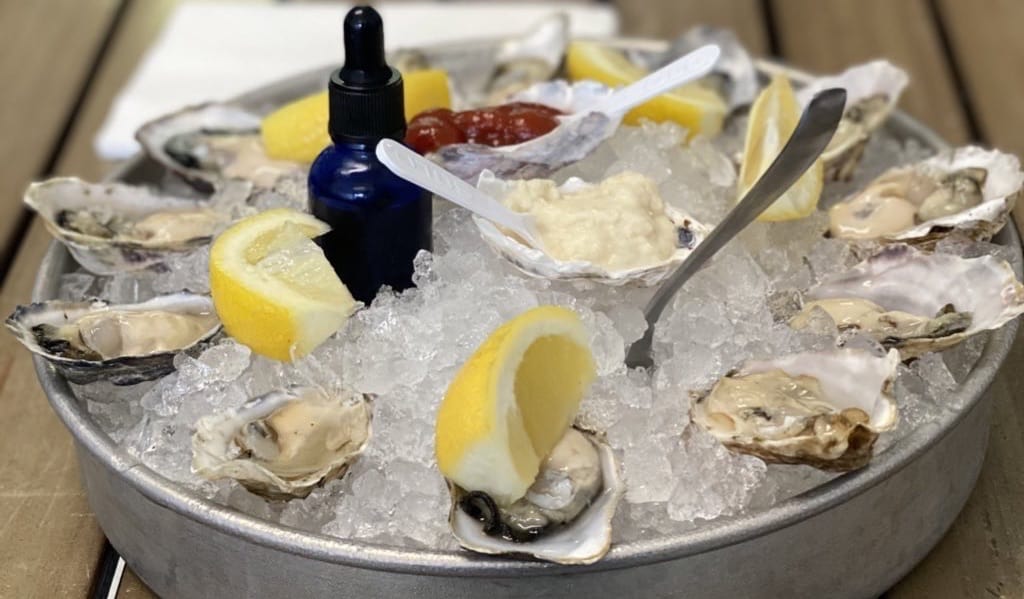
[340,6,390,86]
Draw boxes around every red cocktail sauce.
[405,102,564,154]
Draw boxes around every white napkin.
[93,1,619,160]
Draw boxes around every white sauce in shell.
[500,171,677,270]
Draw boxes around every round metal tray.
[32,37,1022,598]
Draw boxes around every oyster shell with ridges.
[797,60,909,181]
[136,102,303,190]
[691,349,900,471]
[192,386,371,499]
[792,244,1024,359]
[25,177,231,275]
[5,292,221,385]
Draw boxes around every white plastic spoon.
[375,138,545,250]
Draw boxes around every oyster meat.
[5,292,220,385]
[137,102,302,190]
[25,177,230,274]
[474,170,707,287]
[796,60,909,181]
[828,146,1024,247]
[192,386,371,499]
[448,428,623,564]
[791,244,1024,359]
[691,349,899,471]
[393,14,568,109]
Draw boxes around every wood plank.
[615,0,769,55]
[936,0,1024,156]
[770,0,971,145]
[771,2,1023,597]
[0,1,178,597]
[0,0,121,271]
[935,0,1024,240]
[0,2,123,596]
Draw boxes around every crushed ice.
[61,121,1000,550]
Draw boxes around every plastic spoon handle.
[589,44,722,117]
[624,88,848,370]
[375,139,543,248]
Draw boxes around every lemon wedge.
[209,208,357,361]
[738,74,824,221]
[435,306,596,505]
[566,40,726,138]
[260,69,451,163]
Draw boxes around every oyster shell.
[192,386,371,499]
[394,13,568,109]
[474,171,707,286]
[136,102,302,190]
[647,25,758,109]
[691,349,899,471]
[796,60,909,181]
[828,146,1024,247]
[25,177,229,275]
[791,245,1024,359]
[447,428,622,565]
[6,292,220,385]
[431,80,619,182]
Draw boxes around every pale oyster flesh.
[58,206,223,246]
[449,428,623,565]
[192,386,371,499]
[826,146,1024,245]
[24,177,232,274]
[5,293,221,385]
[459,428,602,541]
[34,310,219,361]
[792,298,971,349]
[829,167,985,240]
[136,103,301,189]
[691,349,899,471]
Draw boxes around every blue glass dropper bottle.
[308,5,432,304]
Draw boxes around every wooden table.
[1,1,1021,597]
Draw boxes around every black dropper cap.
[328,6,405,143]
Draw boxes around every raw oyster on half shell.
[25,177,230,275]
[691,349,900,471]
[447,427,623,565]
[796,60,909,181]
[790,245,1024,359]
[828,146,1024,247]
[192,386,372,499]
[5,292,220,385]
[136,102,303,190]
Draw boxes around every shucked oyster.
[474,170,708,287]
[393,13,568,109]
[6,292,220,385]
[828,146,1024,247]
[448,427,623,565]
[791,245,1024,359]
[691,349,899,471]
[136,102,302,190]
[192,386,371,499]
[25,177,230,275]
[797,60,909,181]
